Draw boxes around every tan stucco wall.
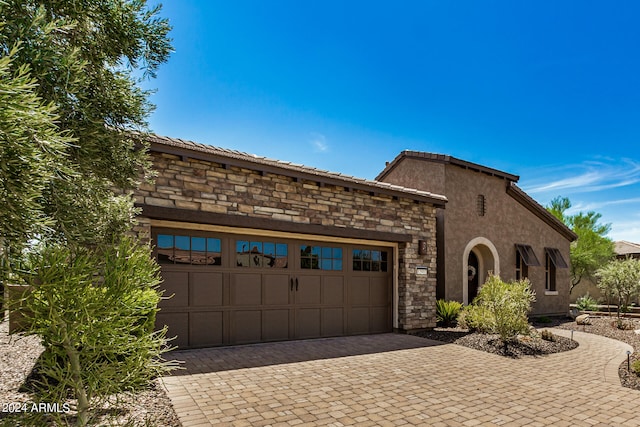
[381,158,572,316]
[134,151,439,330]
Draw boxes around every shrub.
[458,304,493,333]
[576,293,598,311]
[540,330,556,342]
[632,360,640,376]
[436,299,463,327]
[12,237,175,426]
[470,274,536,342]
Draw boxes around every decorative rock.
[576,314,591,325]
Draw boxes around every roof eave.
[147,135,448,208]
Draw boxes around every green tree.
[0,48,71,254]
[547,196,615,294]
[596,257,640,319]
[0,0,172,246]
[0,1,173,425]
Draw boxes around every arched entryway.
[462,237,500,304]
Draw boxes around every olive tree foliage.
[0,0,172,247]
[0,48,71,255]
[0,1,173,425]
[596,258,640,319]
[547,196,615,293]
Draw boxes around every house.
[376,151,577,316]
[133,136,446,348]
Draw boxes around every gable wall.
[443,165,571,315]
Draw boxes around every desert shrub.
[458,304,493,333]
[436,299,463,327]
[632,360,640,376]
[470,275,536,342]
[12,237,175,426]
[540,330,556,342]
[576,293,598,311]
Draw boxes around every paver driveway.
[161,329,638,426]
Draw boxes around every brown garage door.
[153,229,393,348]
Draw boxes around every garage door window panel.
[236,240,288,268]
[353,249,388,272]
[156,234,222,266]
[300,245,342,270]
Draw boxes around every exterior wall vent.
[477,194,486,216]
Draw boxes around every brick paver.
[161,329,637,426]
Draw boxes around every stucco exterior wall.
[134,151,439,330]
[442,165,571,316]
[380,158,572,316]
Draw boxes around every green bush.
[436,299,463,327]
[632,360,640,376]
[576,293,598,311]
[12,237,174,426]
[467,275,536,342]
[458,304,493,333]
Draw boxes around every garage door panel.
[351,277,370,305]
[263,309,290,341]
[156,312,189,348]
[296,308,321,339]
[191,272,224,306]
[232,274,262,306]
[323,277,344,305]
[349,307,370,334]
[160,271,189,307]
[296,276,321,305]
[370,277,389,305]
[322,308,344,336]
[190,311,223,347]
[264,274,290,305]
[155,230,393,348]
[232,310,262,344]
[370,307,391,333]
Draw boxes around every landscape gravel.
[0,320,181,426]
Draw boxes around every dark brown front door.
[468,251,479,303]
[153,229,392,348]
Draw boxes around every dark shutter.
[545,247,568,268]
[514,244,541,267]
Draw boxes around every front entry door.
[468,251,479,303]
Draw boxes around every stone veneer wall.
[133,151,439,330]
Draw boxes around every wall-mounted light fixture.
[418,240,427,255]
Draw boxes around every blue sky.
[144,1,640,243]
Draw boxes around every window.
[514,244,540,280]
[157,234,222,265]
[236,240,288,268]
[545,252,556,291]
[353,249,388,272]
[515,250,528,280]
[300,245,343,270]
[477,195,486,216]
[544,248,568,292]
